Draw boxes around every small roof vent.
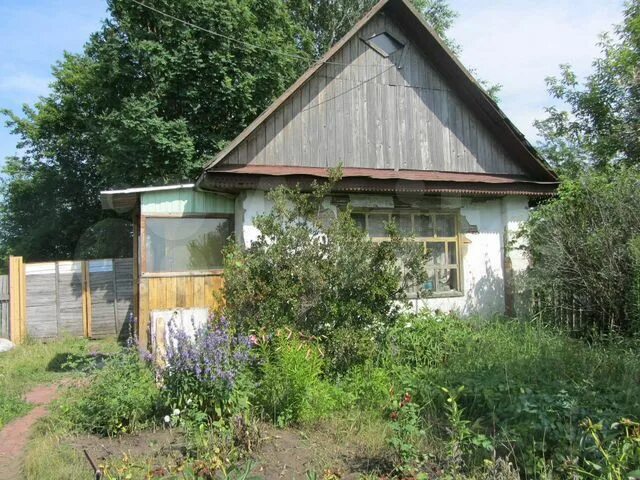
[364,32,404,57]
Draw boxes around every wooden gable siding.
[219,12,525,176]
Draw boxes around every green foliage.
[390,312,640,477]
[60,346,159,435]
[223,173,428,372]
[523,167,640,333]
[0,337,114,429]
[255,331,344,426]
[535,0,640,174]
[570,418,640,480]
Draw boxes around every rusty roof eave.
[199,171,558,198]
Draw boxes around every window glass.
[437,269,458,292]
[448,241,457,265]
[436,215,456,237]
[352,213,366,231]
[367,214,389,237]
[366,32,404,57]
[145,217,232,272]
[391,214,413,235]
[415,215,433,237]
[427,242,446,265]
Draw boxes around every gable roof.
[196,0,557,188]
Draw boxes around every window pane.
[423,271,436,293]
[448,241,457,265]
[415,215,434,237]
[367,214,389,237]
[391,214,413,235]
[145,217,232,272]
[436,268,458,292]
[352,213,366,231]
[427,242,445,265]
[436,215,456,237]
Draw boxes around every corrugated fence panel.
[0,275,8,339]
[25,262,58,338]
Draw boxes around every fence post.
[9,256,26,344]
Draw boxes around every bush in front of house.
[523,167,640,334]
[222,168,429,373]
[60,345,159,436]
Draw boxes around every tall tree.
[535,0,640,175]
[1,0,458,262]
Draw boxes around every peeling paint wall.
[237,191,530,317]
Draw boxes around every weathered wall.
[220,11,526,176]
[237,191,530,316]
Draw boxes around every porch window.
[144,216,233,273]
[351,211,462,295]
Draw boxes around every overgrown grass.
[0,337,118,428]
[378,313,640,476]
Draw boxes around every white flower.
[173,408,181,416]
[405,322,412,328]
[186,399,193,406]
[164,415,171,424]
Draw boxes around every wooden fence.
[0,275,8,339]
[8,256,133,343]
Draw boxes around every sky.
[0,0,624,167]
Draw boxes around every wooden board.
[138,273,224,349]
[0,275,8,339]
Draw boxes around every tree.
[1,0,459,262]
[535,0,640,175]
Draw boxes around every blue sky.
[0,0,623,167]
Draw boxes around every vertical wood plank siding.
[0,275,8,339]
[137,274,224,349]
[219,12,524,175]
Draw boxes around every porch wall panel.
[138,274,224,349]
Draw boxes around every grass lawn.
[0,337,118,429]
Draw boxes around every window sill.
[141,270,224,278]
[408,291,464,300]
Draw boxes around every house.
[101,0,558,347]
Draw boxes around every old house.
[101,0,558,346]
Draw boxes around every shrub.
[523,167,640,334]
[61,346,158,435]
[159,316,252,421]
[222,168,428,373]
[255,331,344,426]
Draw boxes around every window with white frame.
[351,211,462,295]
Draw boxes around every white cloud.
[0,72,51,97]
[449,0,623,140]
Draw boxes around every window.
[144,216,233,273]
[352,211,461,295]
[364,32,404,57]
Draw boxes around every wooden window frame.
[353,210,464,298]
[139,212,234,278]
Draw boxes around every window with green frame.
[351,211,462,295]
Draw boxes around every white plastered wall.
[235,190,530,317]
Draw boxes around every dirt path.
[0,383,63,480]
